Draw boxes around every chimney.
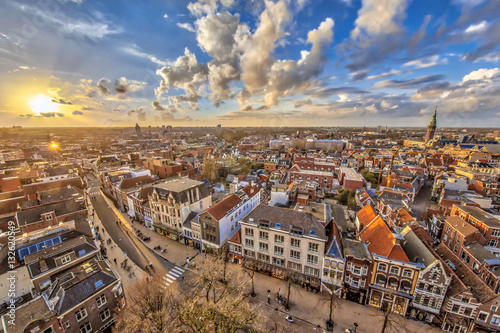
[248,179,252,187]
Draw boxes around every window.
[245,228,254,237]
[274,246,284,256]
[377,263,387,272]
[96,294,107,307]
[361,266,367,276]
[451,304,460,314]
[308,242,319,253]
[65,321,70,328]
[60,254,71,264]
[288,261,302,272]
[430,272,439,281]
[244,249,255,258]
[291,238,301,248]
[492,229,500,237]
[390,266,400,275]
[435,287,442,295]
[100,308,111,321]
[402,269,413,278]
[463,307,472,317]
[478,312,489,322]
[44,213,52,221]
[75,308,88,322]
[259,242,268,252]
[307,254,318,265]
[275,235,284,244]
[43,328,54,333]
[305,266,319,277]
[80,322,92,333]
[492,305,498,312]
[273,257,284,267]
[259,231,268,240]
[492,316,500,326]
[488,240,499,247]
[323,269,329,277]
[462,297,470,304]
[258,253,269,262]
[245,239,254,248]
[290,250,300,260]
[375,274,386,286]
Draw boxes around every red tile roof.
[359,215,409,262]
[242,184,260,198]
[228,228,241,244]
[205,194,242,220]
[356,204,376,228]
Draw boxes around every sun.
[30,94,58,115]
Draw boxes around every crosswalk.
[162,266,185,288]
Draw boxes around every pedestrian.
[268,291,271,305]
[113,258,117,264]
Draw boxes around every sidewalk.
[86,199,145,292]
[100,192,199,267]
[244,265,440,333]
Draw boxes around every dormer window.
[44,213,53,221]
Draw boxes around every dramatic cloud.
[338,0,411,71]
[51,98,72,105]
[374,74,445,89]
[72,110,83,115]
[114,77,147,94]
[127,107,147,121]
[7,65,36,73]
[152,100,165,111]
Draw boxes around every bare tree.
[244,268,257,297]
[113,277,174,332]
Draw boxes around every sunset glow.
[30,95,58,115]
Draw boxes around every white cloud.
[403,55,447,69]
[462,67,500,81]
[464,20,489,34]
[123,46,171,67]
[163,14,168,18]
[177,22,196,32]
[15,3,121,40]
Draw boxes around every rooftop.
[154,177,204,192]
[342,238,371,261]
[241,205,326,240]
[446,215,479,237]
[456,205,500,228]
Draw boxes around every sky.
[1,0,500,128]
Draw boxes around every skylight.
[94,280,103,289]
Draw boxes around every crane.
[377,146,400,190]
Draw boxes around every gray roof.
[155,178,205,192]
[342,238,371,260]
[241,205,326,240]
[330,204,351,232]
[456,206,500,228]
[183,211,199,229]
[152,178,210,204]
[400,227,437,268]
[46,258,119,315]
[26,236,97,278]
[16,201,86,226]
[465,242,500,265]
[38,186,82,204]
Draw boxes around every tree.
[115,257,267,333]
[113,277,174,332]
[174,257,264,333]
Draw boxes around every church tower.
[425,108,437,143]
[135,123,142,138]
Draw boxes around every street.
[412,180,439,223]
[84,173,180,284]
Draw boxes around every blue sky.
[1,0,499,127]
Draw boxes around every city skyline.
[1,0,500,128]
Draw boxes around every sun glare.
[30,94,58,115]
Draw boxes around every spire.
[429,107,437,127]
